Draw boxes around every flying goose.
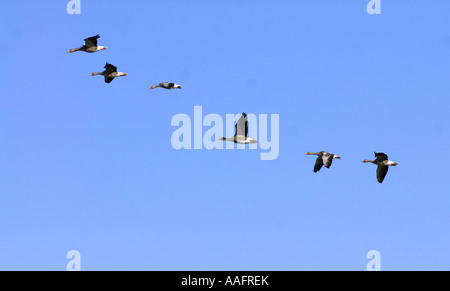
[305,151,341,172]
[219,113,257,144]
[68,35,107,53]
[90,63,127,83]
[362,152,398,183]
[149,82,182,90]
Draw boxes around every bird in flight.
[362,152,398,183]
[219,113,257,144]
[90,63,127,83]
[305,151,341,172]
[149,82,182,90]
[68,35,107,53]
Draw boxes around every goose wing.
[234,113,248,137]
[84,35,100,47]
[374,152,388,162]
[105,76,115,83]
[314,156,324,172]
[322,153,334,168]
[376,165,389,183]
[245,119,249,138]
[104,63,117,74]
[158,82,171,89]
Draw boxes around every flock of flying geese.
[68,35,182,89]
[306,151,397,183]
[68,35,398,184]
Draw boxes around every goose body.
[219,113,257,144]
[362,152,397,183]
[149,82,182,90]
[90,63,127,83]
[68,35,107,53]
[305,151,341,172]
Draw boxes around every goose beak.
[392,162,398,166]
[335,156,341,159]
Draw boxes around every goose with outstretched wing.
[362,152,398,183]
[68,35,107,53]
[305,151,341,173]
[219,113,257,144]
[90,62,127,83]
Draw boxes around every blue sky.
[1,1,450,271]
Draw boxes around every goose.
[68,35,107,53]
[90,63,127,83]
[219,113,257,144]
[149,82,182,90]
[305,151,341,172]
[362,152,398,183]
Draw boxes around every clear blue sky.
[1,1,449,271]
